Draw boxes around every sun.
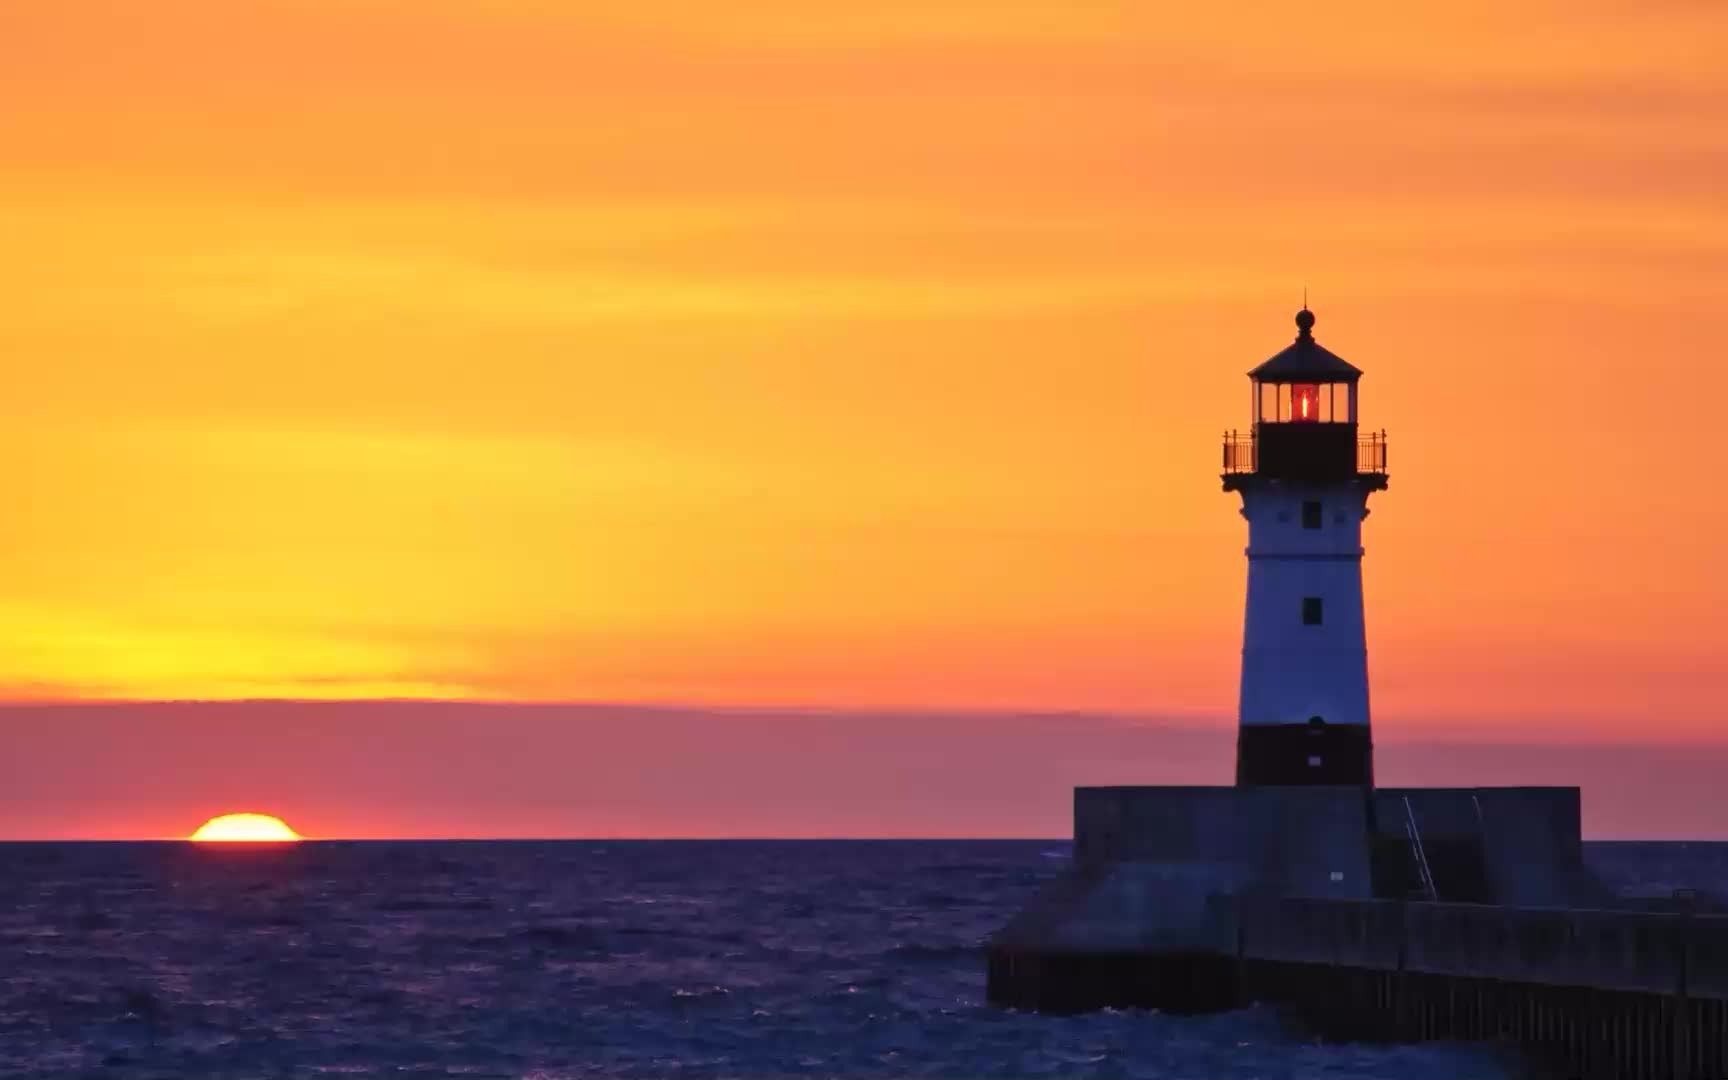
[188,813,303,843]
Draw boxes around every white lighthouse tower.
[1223,309,1388,786]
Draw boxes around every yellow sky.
[2,1,1726,737]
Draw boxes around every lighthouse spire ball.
[1222,309,1389,786]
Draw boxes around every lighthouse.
[1223,309,1388,786]
[991,307,1628,1043]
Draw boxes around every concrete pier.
[987,784,1723,1077]
[1230,896,1728,1079]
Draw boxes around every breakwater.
[992,895,1728,1079]
[1240,895,1728,1079]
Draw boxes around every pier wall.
[1228,896,1728,1078]
[1073,785,1374,899]
[992,897,1728,1076]
[1075,785,1592,903]
[1233,896,1728,996]
[989,784,1710,1075]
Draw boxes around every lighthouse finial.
[1295,305,1315,338]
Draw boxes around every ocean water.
[0,840,1710,1079]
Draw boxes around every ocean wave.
[0,839,1598,1077]
[884,942,980,964]
[509,924,611,953]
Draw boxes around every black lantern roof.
[1248,309,1362,382]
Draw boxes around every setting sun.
[188,813,302,843]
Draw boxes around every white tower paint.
[1222,309,1387,786]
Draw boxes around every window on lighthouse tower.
[1291,384,1323,422]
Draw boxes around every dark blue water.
[0,840,1707,1078]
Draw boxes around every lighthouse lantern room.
[1223,309,1388,787]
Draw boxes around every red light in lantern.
[1291,384,1321,422]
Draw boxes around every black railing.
[1221,429,1388,477]
[1358,430,1388,474]
[1223,431,1256,474]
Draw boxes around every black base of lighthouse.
[1236,723,1373,786]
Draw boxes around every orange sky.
[2,1,1726,750]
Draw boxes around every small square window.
[1302,501,1323,530]
[1302,597,1324,625]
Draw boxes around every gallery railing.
[1221,429,1389,477]
[1357,430,1389,474]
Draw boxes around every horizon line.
[0,835,1709,845]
